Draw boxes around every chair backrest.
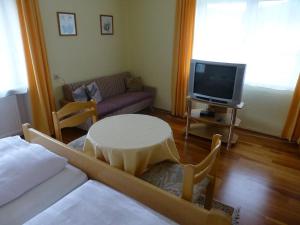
[52,100,97,141]
[181,134,222,201]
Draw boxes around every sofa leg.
[148,105,154,113]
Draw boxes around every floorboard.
[62,110,300,225]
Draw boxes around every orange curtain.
[171,0,196,117]
[17,0,56,135]
[282,74,300,143]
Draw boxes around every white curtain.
[193,0,300,90]
[0,0,27,97]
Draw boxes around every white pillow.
[86,81,102,103]
[0,136,67,206]
[72,85,88,102]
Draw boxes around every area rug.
[140,161,240,225]
[196,195,240,225]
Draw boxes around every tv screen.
[193,63,237,100]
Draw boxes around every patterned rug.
[67,139,241,224]
[196,196,240,225]
[140,161,240,225]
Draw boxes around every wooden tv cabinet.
[185,96,244,150]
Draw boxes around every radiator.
[0,94,31,138]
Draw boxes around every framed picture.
[57,12,77,36]
[100,15,113,35]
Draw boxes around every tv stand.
[185,96,244,150]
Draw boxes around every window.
[193,0,300,90]
[0,0,27,97]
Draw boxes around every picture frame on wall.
[57,12,77,36]
[100,15,113,35]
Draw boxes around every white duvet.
[24,180,177,225]
[0,136,67,206]
[0,164,87,225]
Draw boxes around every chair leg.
[204,178,215,210]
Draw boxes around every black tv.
[188,59,246,107]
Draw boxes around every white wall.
[238,86,293,136]
[0,94,31,138]
[127,0,177,110]
[39,0,129,105]
[39,0,177,109]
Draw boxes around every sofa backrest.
[63,72,131,102]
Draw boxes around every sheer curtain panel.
[193,0,300,91]
[0,0,27,97]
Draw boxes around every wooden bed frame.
[22,124,231,225]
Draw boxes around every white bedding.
[0,136,67,206]
[0,164,87,225]
[24,180,177,225]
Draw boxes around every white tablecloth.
[83,114,179,175]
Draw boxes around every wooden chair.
[52,100,97,150]
[140,134,222,210]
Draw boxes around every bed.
[0,124,231,225]
[0,164,87,225]
[23,180,177,225]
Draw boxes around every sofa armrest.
[60,99,73,107]
[143,85,156,97]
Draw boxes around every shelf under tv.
[188,124,239,144]
[185,96,244,150]
[190,109,241,127]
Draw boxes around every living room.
[1,0,300,225]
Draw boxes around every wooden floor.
[62,110,300,225]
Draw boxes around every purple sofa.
[62,72,156,118]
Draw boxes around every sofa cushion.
[72,85,89,102]
[97,92,153,116]
[62,72,131,101]
[86,81,102,103]
[125,76,143,92]
[95,73,127,99]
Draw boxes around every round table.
[83,114,179,175]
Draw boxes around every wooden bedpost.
[22,123,32,141]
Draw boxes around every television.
[188,59,246,107]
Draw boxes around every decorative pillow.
[125,76,143,92]
[86,81,102,103]
[72,85,88,102]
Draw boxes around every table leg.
[227,108,237,150]
[185,98,191,139]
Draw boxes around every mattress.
[24,180,178,225]
[0,164,87,225]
